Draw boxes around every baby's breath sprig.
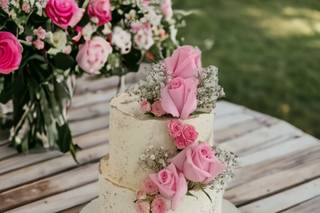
[139,144,173,171]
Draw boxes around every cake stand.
[80,198,240,213]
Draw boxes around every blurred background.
[175,0,320,138]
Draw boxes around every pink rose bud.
[45,0,83,29]
[167,120,183,138]
[164,45,202,79]
[151,196,167,213]
[161,0,173,21]
[151,100,166,117]
[140,99,151,113]
[88,0,112,26]
[149,163,187,210]
[0,31,23,75]
[76,36,112,74]
[160,77,198,119]
[170,143,225,184]
[143,177,158,195]
[135,200,150,213]
[33,39,45,50]
[33,26,46,40]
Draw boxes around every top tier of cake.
[106,93,215,189]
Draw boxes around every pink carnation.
[140,99,151,113]
[0,31,23,75]
[136,200,150,213]
[151,100,166,117]
[151,196,167,213]
[88,0,112,26]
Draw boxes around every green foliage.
[175,0,320,138]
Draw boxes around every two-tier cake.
[98,46,237,213]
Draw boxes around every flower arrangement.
[135,120,237,212]
[0,0,184,156]
[134,45,225,119]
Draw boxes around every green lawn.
[175,0,320,138]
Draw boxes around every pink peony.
[151,100,166,117]
[135,200,150,213]
[151,196,167,213]
[160,77,198,119]
[161,0,173,21]
[140,99,151,113]
[76,36,112,74]
[170,143,225,183]
[167,120,183,138]
[45,0,84,29]
[88,0,112,26]
[149,163,187,210]
[143,177,158,194]
[164,45,201,79]
[0,31,23,75]
[33,39,45,50]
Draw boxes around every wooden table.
[0,76,319,213]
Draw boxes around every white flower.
[47,30,67,55]
[143,6,162,26]
[112,26,132,54]
[82,23,98,41]
[169,25,178,45]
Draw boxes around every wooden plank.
[59,203,88,213]
[6,182,97,213]
[74,76,119,95]
[0,163,98,211]
[215,101,245,118]
[281,195,320,213]
[73,128,108,149]
[221,121,303,154]
[69,102,108,122]
[70,115,109,136]
[239,178,320,213]
[239,134,319,167]
[0,144,107,192]
[71,89,116,109]
[214,113,254,131]
[0,146,17,161]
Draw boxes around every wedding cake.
[98,46,237,213]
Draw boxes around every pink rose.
[161,0,173,21]
[167,120,183,138]
[164,45,201,79]
[0,32,23,75]
[173,124,198,149]
[88,0,112,26]
[151,100,166,117]
[76,36,112,74]
[160,77,198,119]
[149,163,187,210]
[140,99,151,113]
[45,0,84,29]
[135,200,150,213]
[143,177,158,195]
[170,143,225,183]
[151,196,167,213]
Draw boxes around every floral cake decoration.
[133,45,225,119]
[135,119,238,213]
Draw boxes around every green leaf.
[53,53,76,70]
[200,187,212,203]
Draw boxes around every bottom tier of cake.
[98,157,224,213]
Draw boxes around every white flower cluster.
[131,63,166,102]
[197,66,225,113]
[139,144,173,171]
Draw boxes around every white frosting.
[107,93,215,189]
[99,157,223,213]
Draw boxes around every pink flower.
[143,177,158,195]
[33,27,46,40]
[164,45,201,79]
[0,0,9,11]
[21,2,31,13]
[140,99,151,113]
[151,196,167,213]
[170,143,225,183]
[25,36,33,44]
[135,200,150,213]
[161,0,173,21]
[0,31,23,75]
[45,0,84,29]
[173,124,198,149]
[76,36,112,74]
[151,100,166,117]
[149,163,187,210]
[167,120,183,138]
[72,26,82,42]
[88,0,112,26]
[63,45,72,54]
[160,77,198,119]
[136,190,147,200]
[33,39,45,50]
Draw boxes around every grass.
[174,0,320,138]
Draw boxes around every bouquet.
[0,0,185,157]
